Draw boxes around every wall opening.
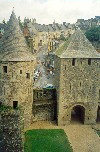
[72,58,75,66]
[71,105,85,124]
[96,106,100,122]
[13,101,18,109]
[3,66,7,73]
[88,59,91,65]
[70,84,71,90]
[65,65,66,70]
[26,73,30,79]
[20,70,22,74]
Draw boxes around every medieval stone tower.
[55,29,100,125]
[0,11,36,128]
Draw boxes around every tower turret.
[0,11,36,128]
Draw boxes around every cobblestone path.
[64,124,100,152]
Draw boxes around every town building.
[22,18,75,52]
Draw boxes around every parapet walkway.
[25,121,100,152]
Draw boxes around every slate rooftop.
[0,11,35,62]
[55,29,100,58]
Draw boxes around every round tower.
[0,11,36,128]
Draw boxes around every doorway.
[71,105,85,124]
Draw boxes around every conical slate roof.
[0,11,35,61]
[55,29,100,58]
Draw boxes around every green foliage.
[24,129,72,152]
[0,105,19,112]
[97,131,100,137]
[0,105,12,112]
[85,26,100,42]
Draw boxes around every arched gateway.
[71,105,85,124]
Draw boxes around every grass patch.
[24,129,72,152]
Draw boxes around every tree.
[85,26,100,42]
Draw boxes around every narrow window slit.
[72,58,75,66]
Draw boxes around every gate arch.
[71,105,85,124]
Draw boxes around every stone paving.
[25,121,100,152]
[64,124,100,152]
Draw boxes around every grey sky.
[0,0,100,24]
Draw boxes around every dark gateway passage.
[71,105,85,124]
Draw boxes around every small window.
[65,65,66,70]
[26,73,30,79]
[72,58,75,66]
[13,101,18,109]
[12,72,13,78]
[3,66,7,73]
[88,59,91,65]
[20,70,22,74]
[80,82,81,87]
[28,88,30,94]
[4,87,5,95]
[70,84,71,90]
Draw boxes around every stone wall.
[33,88,57,121]
[0,108,24,152]
[54,57,100,125]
